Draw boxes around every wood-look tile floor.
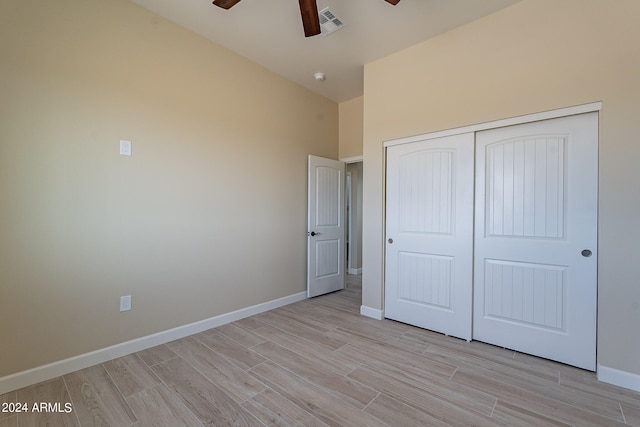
[2,275,639,426]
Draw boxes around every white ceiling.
[131,0,519,103]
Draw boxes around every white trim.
[346,171,353,275]
[340,155,363,164]
[384,102,602,148]
[348,268,362,275]
[360,305,384,320]
[597,365,640,393]
[0,291,306,395]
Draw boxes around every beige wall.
[339,96,364,159]
[363,0,640,377]
[0,0,337,377]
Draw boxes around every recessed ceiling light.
[314,72,326,81]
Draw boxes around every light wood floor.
[2,275,639,426]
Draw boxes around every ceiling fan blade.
[384,0,401,4]
[299,0,321,37]
[212,0,242,10]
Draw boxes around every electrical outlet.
[120,295,132,312]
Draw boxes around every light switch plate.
[120,295,132,312]
[120,140,132,156]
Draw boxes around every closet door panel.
[385,132,474,340]
[473,112,598,371]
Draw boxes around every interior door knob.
[388,238,393,244]
[581,249,592,257]
[310,231,321,236]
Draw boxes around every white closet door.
[473,113,598,370]
[385,133,474,340]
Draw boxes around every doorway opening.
[345,159,363,291]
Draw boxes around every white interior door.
[385,133,474,340]
[473,112,598,370]
[307,155,345,298]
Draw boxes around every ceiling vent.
[319,7,344,36]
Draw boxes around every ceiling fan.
[212,0,401,37]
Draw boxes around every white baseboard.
[597,364,640,393]
[360,305,384,320]
[0,291,307,395]
[347,268,362,275]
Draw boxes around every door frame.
[342,156,364,276]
